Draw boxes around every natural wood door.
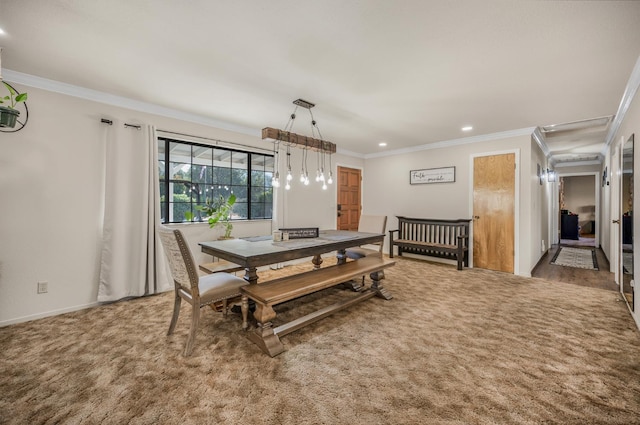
[472,153,515,273]
[337,166,361,230]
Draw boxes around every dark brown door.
[472,153,515,273]
[337,166,361,230]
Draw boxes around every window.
[158,137,274,223]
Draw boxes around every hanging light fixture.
[285,145,292,190]
[271,138,280,188]
[263,99,336,190]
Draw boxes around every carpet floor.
[1,257,639,424]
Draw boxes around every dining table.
[199,229,385,285]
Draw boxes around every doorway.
[556,174,599,248]
[620,134,634,312]
[337,166,361,231]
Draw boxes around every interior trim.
[603,56,640,153]
[2,68,541,160]
[365,127,535,159]
[2,69,261,138]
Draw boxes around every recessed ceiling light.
[378,142,387,147]
[462,126,473,132]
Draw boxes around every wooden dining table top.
[199,229,384,269]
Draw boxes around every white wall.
[274,150,364,231]
[531,139,551,268]
[362,132,537,276]
[609,65,640,328]
[0,85,279,325]
[0,82,366,325]
[563,176,596,218]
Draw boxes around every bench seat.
[242,256,395,356]
[389,217,471,270]
[199,260,243,275]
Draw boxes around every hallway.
[532,244,618,292]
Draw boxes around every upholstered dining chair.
[345,214,388,260]
[157,225,248,356]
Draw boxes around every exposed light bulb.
[327,171,333,184]
[299,170,305,183]
[304,176,310,186]
[272,171,280,188]
[315,169,320,182]
[286,169,293,181]
[322,182,327,190]
[285,181,291,190]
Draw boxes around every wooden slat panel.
[242,257,395,305]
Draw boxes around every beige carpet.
[1,257,640,424]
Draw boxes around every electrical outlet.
[37,281,48,294]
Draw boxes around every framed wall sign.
[410,167,455,185]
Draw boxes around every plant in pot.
[0,82,27,128]
[191,193,237,239]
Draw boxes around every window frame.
[158,137,274,224]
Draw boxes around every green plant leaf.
[3,82,16,95]
[15,93,27,103]
[184,211,194,221]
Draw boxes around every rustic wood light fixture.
[261,127,336,154]
[262,99,335,190]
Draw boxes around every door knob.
[613,219,620,224]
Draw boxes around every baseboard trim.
[0,302,100,327]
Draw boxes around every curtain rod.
[100,118,141,130]
[157,129,273,154]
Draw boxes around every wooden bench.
[199,259,243,275]
[241,256,396,357]
[389,216,471,270]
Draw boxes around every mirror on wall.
[622,134,634,311]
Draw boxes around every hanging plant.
[0,82,28,128]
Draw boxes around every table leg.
[312,254,323,270]
[336,248,362,291]
[244,267,258,285]
[247,303,284,357]
[336,249,347,265]
[370,270,392,300]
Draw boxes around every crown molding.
[364,127,536,159]
[1,69,261,138]
[532,127,551,157]
[1,69,547,161]
[603,55,640,154]
[336,147,365,158]
[554,159,602,168]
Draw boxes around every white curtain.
[98,124,170,302]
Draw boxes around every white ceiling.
[1,1,640,161]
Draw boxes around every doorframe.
[335,163,363,230]
[612,136,625,282]
[469,149,520,275]
[552,172,600,250]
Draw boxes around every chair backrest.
[358,215,387,252]
[157,225,199,293]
